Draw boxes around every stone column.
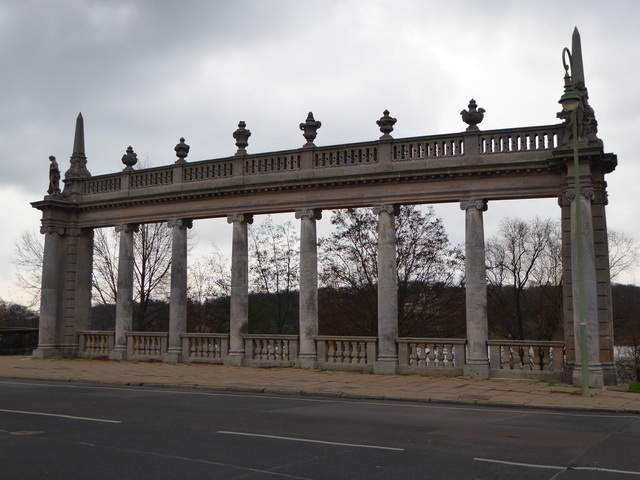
[568,187,604,388]
[163,219,192,363]
[295,209,322,369]
[73,229,94,335]
[225,214,253,366]
[110,223,139,360]
[373,204,399,374]
[460,199,489,378]
[33,226,64,359]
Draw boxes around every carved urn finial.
[174,137,190,164]
[460,99,485,131]
[121,146,138,171]
[233,121,251,155]
[377,110,397,139]
[300,112,321,147]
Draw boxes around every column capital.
[460,199,488,212]
[115,223,140,234]
[566,187,594,202]
[372,204,399,216]
[167,219,193,229]
[40,225,66,236]
[227,213,254,225]
[295,209,322,221]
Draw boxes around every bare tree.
[92,228,119,305]
[486,217,558,340]
[12,230,44,307]
[187,244,231,332]
[609,229,640,282]
[319,206,464,337]
[249,217,299,334]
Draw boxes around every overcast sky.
[2,0,639,303]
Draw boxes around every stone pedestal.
[295,209,321,369]
[225,214,253,366]
[110,223,138,361]
[164,219,192,363]
[373,205,398,374]
[460,200,490,378]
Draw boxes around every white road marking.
[217,430,404,451]
[0,408,121,424]
[474,457,640,476]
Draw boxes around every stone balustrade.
[74,330,568,381]
[181,333,229,363]
[77,330,115,358]
[396,338,465,376]
[75,125,563,212]
[488,340,565,381]
[243,334,299,366]
[126,332,168,360]
[316,336,377,372]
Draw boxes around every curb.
[3,374,638,415]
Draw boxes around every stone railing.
[184,161,233,182]
[126,332,168,360]
[182,333,229,363]
[479,126,559,155]
[76,124,565,205]
[392,135,464,161]
[396,338,465,376]
[245,153,301,175]
[243,334,299,366]
[82,177,122,195]
[77,330,115,358]
[488,340,565,380]
[314,145,378,168]
[316,336,377,372]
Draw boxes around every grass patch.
[628,382,640,394]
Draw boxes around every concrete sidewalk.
[1,356,639,414]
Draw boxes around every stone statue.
[47,155,61,195]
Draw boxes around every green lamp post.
[558,47,589,396]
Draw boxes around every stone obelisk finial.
[64,112,91,179]
[571,27,585,89]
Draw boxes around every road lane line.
[0,408,121,424]
[474,458,640,476]
[217,431,404,451]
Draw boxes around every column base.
[32,347,62,359]
[463,361,490,378]
[109,348,128,361]
[572,364,606,389]
[162,349,182,364]
[600,362,618,386]
[373,357,398,375]
[295,355,318,370]
[223,352,245,367]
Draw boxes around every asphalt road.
[0,379,639,479]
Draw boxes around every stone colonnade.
[34,193,608,386]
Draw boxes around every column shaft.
[111,224,138,360]
[33,227,63,358]
[226,214,253,366]
[461,200,489,377]
[374,205,398,374]
[569,188,604,388]
[164,219,192,363]
[295,209,321,369]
